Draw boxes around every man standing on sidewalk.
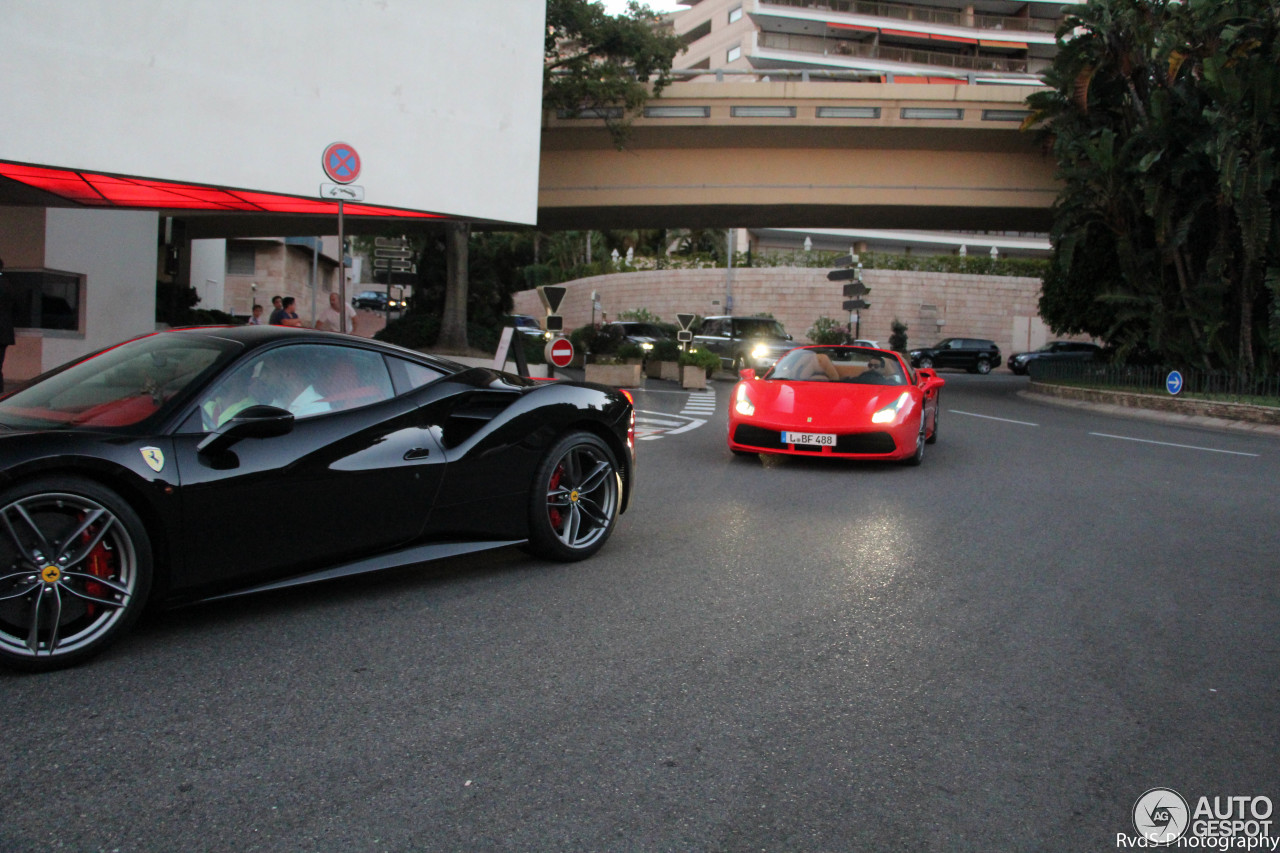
[315,291,358,335]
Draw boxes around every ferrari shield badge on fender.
[140,446,165,473]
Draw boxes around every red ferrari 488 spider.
[727,345,944,465]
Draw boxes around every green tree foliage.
[544,0,684,148]
[1029,0,1280,371]
[376,228,537,352]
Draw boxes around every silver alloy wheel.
[918,357,933,369]
[904,418,926,466]
[977,358,991,374]
[545,442,619,552]
[0,491,140,663]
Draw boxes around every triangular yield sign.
[538,285,567,316]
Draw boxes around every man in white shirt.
[316,291,359,334]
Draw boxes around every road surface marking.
[1089,432,1260,457]
[949,410,1039,427]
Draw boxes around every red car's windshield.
[768,347,908,386]
[0,334,238,430]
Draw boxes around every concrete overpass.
[0,82,1057,237]
[538,81,1057,232]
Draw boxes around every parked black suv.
[693,316,794,372]
[1006,341,1102,375]
[909,337,1002,374]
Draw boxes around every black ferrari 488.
[0,326,634,671]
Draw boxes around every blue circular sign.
[1166,370,1184,395]
[322,142,361,184]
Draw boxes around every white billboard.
[0,0,546,225]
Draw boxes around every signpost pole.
[337,199,346,333]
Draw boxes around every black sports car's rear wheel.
[0,477,152,672]
[527,431,620,561]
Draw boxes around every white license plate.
[784,431,836,446]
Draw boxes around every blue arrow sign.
[1166,370,1183,395]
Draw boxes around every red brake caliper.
[81,517,112,618]
[548,464,564,531]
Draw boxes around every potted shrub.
[678,346,720,389]
[645,337,682,380]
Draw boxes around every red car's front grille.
[732,425,897,454]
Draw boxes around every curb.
[1022,384,1280,438]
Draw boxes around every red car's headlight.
[871,392,911,424]
[734,382,755,416]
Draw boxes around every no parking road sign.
[322,142,361,184]
[547,338,575,368]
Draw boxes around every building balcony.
[756,30,1031,77]
[757,0,1060,36]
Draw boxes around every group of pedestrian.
[246,292,358,334]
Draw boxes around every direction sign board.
[322,142,361,184]
[843,299,870,311]
[841,282,870,297]
[547,337,575,368]
[1166,370,1184,395]
[827,268,863,282]
[830,253,859,268]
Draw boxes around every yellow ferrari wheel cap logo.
[41,566,61,583]
[569,490,580,503]
[141,447,165,473]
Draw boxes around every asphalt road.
[2,374,1277,852]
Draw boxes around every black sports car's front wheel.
[0,477,152,672]
[526,431,621,561]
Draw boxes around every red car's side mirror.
[739,368,756,381]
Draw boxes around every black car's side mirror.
[197,405,295,455]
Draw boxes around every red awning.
[0,162,442,218]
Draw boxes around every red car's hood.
[742,379,917,429]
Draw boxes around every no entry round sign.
[322,142,361,184]
[546,338,574,368]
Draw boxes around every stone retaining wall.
[512,267,1083,365]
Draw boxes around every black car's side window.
[191,344,395,431]
[386,356,446,394]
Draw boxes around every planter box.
[680,364,707,390]
[585,362,643,388]
[645,360,681,381]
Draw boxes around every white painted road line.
[1089,432,1261,457]
[665,418,707,436]
[950,410,1039,427]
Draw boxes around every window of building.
[227,243,256,275]
[728,5,742,23]
[727,45,741,62]
[2,269,81,331]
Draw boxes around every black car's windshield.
[0,333,239,430]
[768,347,907,386]
[736,319,788,339]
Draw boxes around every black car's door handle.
[403,448,431,460]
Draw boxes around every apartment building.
[672,0,1076,86]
